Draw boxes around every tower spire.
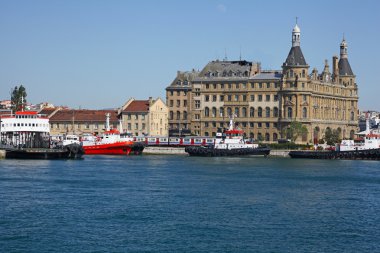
[292,20,300,47]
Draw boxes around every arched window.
[212,107,217,117]
[227,107,232,117]
[235,107,240,117]
[204,107,209,117]
[350,111,354,121]
[265,107,270,118]
[219,107,224,117]
[183,111,187,120]
[250,107,255,117]
[273,133,278,141]
[302,107,307,118]
[242,107,247,117]
[302,69,306,78]
[273,107,279,117]
[265,133,270,141]
[176,111,180,120]
[258,107,262,117]
[287,107,293,118]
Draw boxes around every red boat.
[80,113,144,155]
[81,129,135,155]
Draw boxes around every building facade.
[118,97,168,136]
[40,108,119,136]
[166,24,359,143]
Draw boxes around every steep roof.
[284,46,307,66]
[123,100,150,113]
[199,60,252,77]
[338,58,354,76]
[49,109,118,122]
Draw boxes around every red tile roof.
[49,109,118,123]
[123,100,149,112]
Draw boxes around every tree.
[11,85,27,112]
[284,121,308,143]
[324,127,341,145]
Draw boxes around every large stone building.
[118,97,168,136]
[166,24,359,143]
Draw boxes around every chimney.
[332,55,339,83]
[149,97,153,105]
[250,62,261,76]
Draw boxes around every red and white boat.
[80,113,144,155]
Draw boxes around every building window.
[273,107,279,117]
[234,107,239,117]
[177,91,180,96]
[266,83,270,88]
[250,122,254,128]
[259,83,263,89]
[220,84,224,89]
[85,123,90,129]
[212,107,217,117]
[128,114,131,120]
[234,95,239,101]
[351,111,354,121]
[205,107,209,117]
[228,84,232,89]
[265,107,270,117]
[195,100,200,109]
[228,95,232,101]
[250,107,255,117]
[220,95,224,101]
[183,111,188,120]
[242,107,247,117]
[265,122,270,128]
[212,95,217,102]
[142,123,145,130]
[274,95,278,101]
[169,100,173,107]
[236,83,240,89]
[265,133,270,141]
[242,83,247,89]
[250,95,255,101]
[258,122,262,128]
[287,107,293,118]
[135,123,138,130]
[183,100,187,107]
[258,95,262,101]
[195,114,200,120]
[135,115,138,120]
[266,95,270,101]
[219,107,224,117]
[177,111,180,120]
[227,107,232,117]
[258,107,262,117]
[251,83,254,89]
[273,133,278,141]
[302,107,307,118]
[128,123,131,130]
[175,100,180,107]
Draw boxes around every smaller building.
[40,108,119,136]
[118,97,168,136]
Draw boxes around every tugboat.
[289,117,380,160]
[78,113,145,155]
[0,110,83,159]
[185,116,270,157]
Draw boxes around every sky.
[0,0,379,110]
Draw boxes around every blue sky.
[1,0,379,110]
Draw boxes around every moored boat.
[289,116,380,160]
[185,116,270,157]
[79,113,145,155]
[0,110,84,159]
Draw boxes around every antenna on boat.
[105,113,110,131]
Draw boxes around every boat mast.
[105,113,110,131]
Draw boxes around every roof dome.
[293,24,300,33]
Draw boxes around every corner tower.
[338,37,355,87]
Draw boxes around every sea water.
[1,156,380,252]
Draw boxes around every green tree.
[324,127,341,145]
[284,121,308,143]
[11,85,27,111]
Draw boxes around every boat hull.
[4,144,84,160]
[83,142,145,155]
[185,146,270,157]
[289,148,380,160]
